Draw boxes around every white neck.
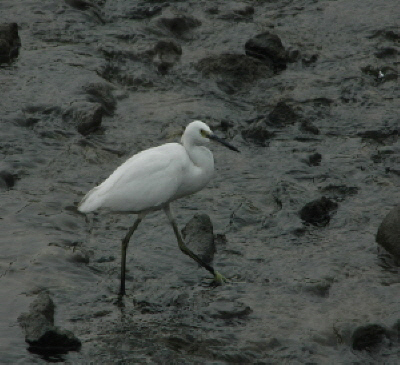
[182,140,214,173]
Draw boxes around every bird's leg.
[119,214,144,296]
[163,204,227,284]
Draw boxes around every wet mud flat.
[1,0,399,363]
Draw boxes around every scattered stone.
[162,334,195,352]
[214,233,227,246]
[319,185,359,201]
[392,320,400,340]
[300,120,320,135]
[209,119,234,133]
[63,101,103,135]
[245,31,288,71]
[206,300,252,320]
[152,40,182,74]
[157,16,201,38]
[182,214,215,265]
[218,4,255,21]
[18,293,81,355]
[302,54,318,66]
[65,0,97,11]
[300,197,338,227]
[375,47,398,59]
[352,324,388,351]
[197,54,273,93]
[67,249,90,264]
[241,123,275,146]
[64,0,105,24]
[303,278,333,297]
[306,152,322,166]
[268,102,299,127]
[368,29,400,41]
[376,205,400,260]
[0,170,15,189]
[205,6,219,15]
[285,47,300,62]
[232,5,254,17]
[0,23,21,64]
[83,82,116,116]
[357,129,398,143]
[126,4,163,19]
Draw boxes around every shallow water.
[1,0,399,363]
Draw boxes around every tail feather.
[78,186,102,213]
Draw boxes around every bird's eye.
[200,129,208,138]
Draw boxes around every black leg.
[119,215,143,296]
[163,204,227,283]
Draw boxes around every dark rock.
[157,16,201,38]
[369,29,400,41]
[0,170,15,189]
[352,324,388,351]
[300,120,320,135]
[392,320,400,341]
[197,54,273,93]
[245,31,288,71]
[233,5,254,17]
[181,214,215,265]
[83,83,116,116]
[302,54,318,66]
[218,4,255,21]
[64,0,105,24]
[286,47,300,62]
[67,250,90,264]
[162,335,195,352]
[300,197,338,227]
[268,102,299,127]
[376,205,400,260]
[307,152,322,166]
[214,233,227,246]
[95,255,115,263]
[27,293,55,323]
[18,293,81,355]
[206,300,252,320]
[210,119,234,133]
[153,40,182,59]
[152,40,182,74]
[375,47,398,59]
[63,102,103,135]
[241,123,275,146]
[319,185,359,201]
[357,129,398,143]
[206,6,219,15]
[126,5,162,19]
[65,0,96,11]
[0,23,21,63]
[303,279,333,297]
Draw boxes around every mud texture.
[1,0,399,363]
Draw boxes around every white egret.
[78,120,239,295]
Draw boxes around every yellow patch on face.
[200,129,209,138]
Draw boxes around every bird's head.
[182,120,239,152]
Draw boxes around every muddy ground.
[1,0,399,363]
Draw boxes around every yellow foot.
[213,271,228,285]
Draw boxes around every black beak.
[208,134,240,152]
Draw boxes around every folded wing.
[78,143,187,213]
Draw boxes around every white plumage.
[78,120,239,295]
[79,121,217,213]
